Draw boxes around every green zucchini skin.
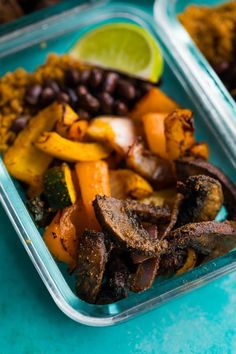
[44,165,72,210]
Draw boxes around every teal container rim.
[0,0,99,37]
[0,1,236,326]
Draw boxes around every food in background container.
[0,0,62,25]
[1,23,236,305]
[179,1,236,100]
[0,0,24,24]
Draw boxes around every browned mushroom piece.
[176,158,236,220]
[93,195,168,256]
[131,225,159,264]
[160,193,184,239]
[169,221,236,254]
[200,234,236,262]
[159,247,188,274]
[124,199,171,224]
[97,254,130,304]
[76,230,107,304]
[126,138,176,190]
[130,256,160,292]
[176,175,224,226]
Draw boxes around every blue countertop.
[1,1,236,353]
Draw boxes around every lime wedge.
[70,23,164,83]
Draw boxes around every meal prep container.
[0,0,88,37]
[154,0,236,164]
[0,1,236,326]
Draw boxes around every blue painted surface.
[1,1,236,353]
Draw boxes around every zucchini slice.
[44,163,77,210]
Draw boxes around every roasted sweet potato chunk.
[165,109,195,160]
[176,158,236,220]
[76,230,107,303]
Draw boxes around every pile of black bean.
[24,67,156,120]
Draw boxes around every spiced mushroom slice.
[176,158,236,220]
[76,230,107,304]
[126,138,176,189]
[169,221,236,255]
[124,199,171,224]
[176,175,224,226]
[160,193,184,239]
[93,195,168,256]
[97,254,130,304]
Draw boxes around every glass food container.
[154,0,236,168]
[0,1,236,326]
[0,0,91,37]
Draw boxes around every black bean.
[44,79,60,94]
[80,69,91,84]
[99,92,114,114]
[56,92,70,103]
[80,93,100,113]
[25,84,42,105]
[77,85,88,98]
[67,88,78,105]
[116,79,136,100]
[139,81,153,96]
[89,68,103,88]
[40,87,56,106]
[114,100,129,116]
[103,72,119,93]
[65,68,80,86]
[76,108,91,120]
[10,115,30,133]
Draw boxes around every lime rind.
[70,23,164,83]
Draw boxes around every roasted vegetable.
[124,199,170,224]
[3,103,64,187]
[27,194,53,227]
[43,204,81,270]
[165,109,195,160]
[140,189,177,207]
[142,112,168,158]
[130,257,159,292]
[67,120,88,141]
[185,142,209,160]
[160,193,184,239]
[93,195,168,256]
[176,158,236,220]
[76,230,107,303]
[131,225,159,264]
[110,169,153,200]
[159,247,188,274]
[126,138,175,189]
[86,117,136,155]
[169,221,236,251]
[75,160,111,230]
[43,163,77,210]
[97,254,129,304]
[177,175,223,226]
[55,104,78,137]
[35,132,111,162]
[176,248,197,275]
[130,88,179,121]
